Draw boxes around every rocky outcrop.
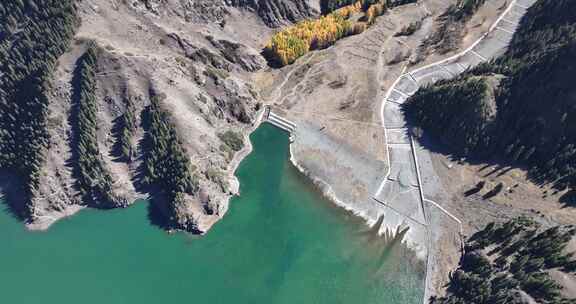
[226,0,315,27]
[206,36,264,72]
[167,33,265,73]
[128,0,315,27]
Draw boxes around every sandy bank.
[26,205,86,231]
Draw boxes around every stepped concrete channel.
[379,0,539,302]
[264,107,297,133]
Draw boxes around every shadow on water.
[0,123,426,304]
[0,171,30,222]
[356,215,386,240]
[134,100,203,234]
[281,129,427,288]
[374,222,425,280]
[134,109,173,232]
[145,194,171,230]
[354,214,426,281]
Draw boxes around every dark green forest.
[319,0,417,14]
[117,97,138,162]
[404,0,576,192]
[142,93,198,208]
[72,46,126,208]
[431,217,576,304]
[0,0,78,216]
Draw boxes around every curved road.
[375,0,538,302]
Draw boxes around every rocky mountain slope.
[227,0,317,26]
[0,0,315,232]
[404,0,576,194]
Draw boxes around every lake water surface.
[0,124,424,304]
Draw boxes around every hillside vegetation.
[264,0,388,66]
[431,217,576,304]
[0,0,78,216]
[71,47,127,208]
[116,97,138,162]
[142,93,199,224]
[404,0,576,191]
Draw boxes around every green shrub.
[218,130,244,152]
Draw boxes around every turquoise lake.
[0,124,424,304]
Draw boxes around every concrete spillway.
[265,107,297,133]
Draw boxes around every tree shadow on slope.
[67,47,128,210]
[560,190,576,208]
[110,95,138,164]
[110,115,128,162]
[412,127,519,176]
[132,105,165,230]
[132,104,202,233]
[410,123,576,214]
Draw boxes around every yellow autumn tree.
[264,0,387,67]
[364,2,386,25]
